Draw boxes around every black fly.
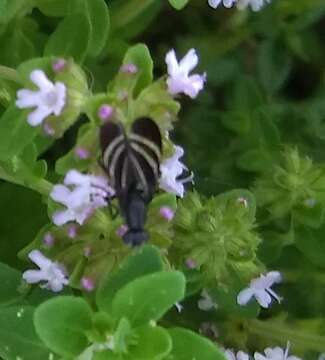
[100,117,162,246]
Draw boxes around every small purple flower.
[52,58,66,73]
[50,170,114,226]
[43,232,55,247]
[120,63,138,74]
[159,145,192,198]
[159,206,175,221]
[165,48,206,98]
[75,147,90,160]
[81,277,95,292]
[116,224,128,238]
[22,250,68,292]
[97,104,114,121]
[16,69,66,126]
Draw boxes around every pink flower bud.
[74,147,90,160]
[81,277,95,292]
[159,206,175,221]
[116,224,128,238]
[43,232,55,247]
[185,258,197,269]
[43,122,55,136]
[52,58,66,73]
[120,63,138,74]
[67,224,78,239]
[98,104,113,121]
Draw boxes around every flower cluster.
[208,0,271,11]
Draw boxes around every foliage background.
[0,0,325,359]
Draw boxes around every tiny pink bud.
[120,63,138,74]
[185,258,197,269]
[81,277,95,292]
[83,247,92,258]
[116,224,128,238]
[43,232,54,247]
[159,206,175,221]
[52,58,66,72]
[67,224,78,239]
[74,147,90,160]
[98,104,114,121]
[43,122,55,136]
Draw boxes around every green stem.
[246,319,325,353]
[0,65,22,84]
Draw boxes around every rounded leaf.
[34,296,92,357]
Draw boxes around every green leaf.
[34,0,69,16]
[293,202,324,228]
[0,0,27,24]
[257,39,292,94]
[295,224,325,269]
[0,306,55,360]
[237,148,273,172]
[112,271,185,327]
[123,43,153,96]
[128,325,172,359]
[44,13,91,63]
[0,262,25,306]
[166,328,226,360]
[0,105,39,161]
[0,183,48,268]
[96,245,164,313]
[69,0,110,57]
[34,296,93,357]
[168,0,189,10]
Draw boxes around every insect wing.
[100,121,126,192]
[129,117,162,199]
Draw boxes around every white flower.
[208,0,237,8]
[237,271,282,308]
[318,353,325,360]
[51,170,113,226]
[22,250,68,292]
[16,69,66,126]
[198,289,218,311]
[165,48,206,98]
[254,343,301,360]
[159,145,192,198]
[237,0,271,11]
[225,349,250,360]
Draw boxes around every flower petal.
[237,287,254,305]
[30,70,53,91]
[28,250,52,268]
[22,269,46,283]
[50,184,71,203]
[208,0,222,8]
[254,289,272,308]
[52,209,75,226]
[179,48,198,74]
[165,49,179,77]
[27,106,52,126]
[16,89,41,109]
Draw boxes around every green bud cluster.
[172,191,261,283]
[254,147,325,221]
